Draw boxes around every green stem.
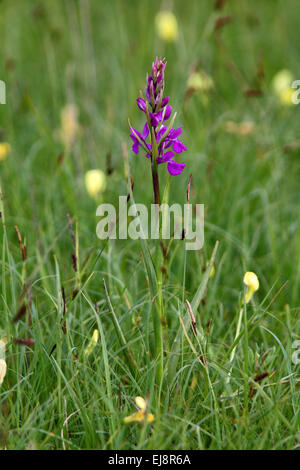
[152,169,161,206]
[225,306,243,385]
[150,126,163,388]
[243,300,249,424]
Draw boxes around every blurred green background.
[1,0,299,306]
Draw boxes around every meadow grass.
[0,0,300,450]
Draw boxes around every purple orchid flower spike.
[129,57,186,203]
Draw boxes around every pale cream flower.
[124,396,154,424]
[85,169,107,197]
[155,11,178,42]
[187,71,214,93]
[0,359,7,385]
[0,339,6,360]
[0,143,11,161]
[224,121,255,136]
[272,69,293,95]
[243,272,259,303]
[60,104,79,150]
[0,339,7,385]
[84,329,99,356]
[190,376,197,390]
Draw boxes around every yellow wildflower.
[271,69,294,106]
[85,169,107,197]
[243,271,259,303]
[84,329,99,356]
[0,143,11,161]
[279,88,294,106]
[124,396,154,424]
[155,11,178,42]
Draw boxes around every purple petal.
[168,127,183,139]
[167,161,186,175]
[131,139,139,155]
[129,133,138,145]
[142,122,149,139]
[157,125,168,141]
[163,140,173,149]
[162,105,172,121]
[161,96,170,108]
[146,77,154,101]
[157,151,174,164]
[137,98,146,112]
[157,73,163,85]
[130,126,142,139]
[172,139,187,153]
[150,112,162,128]
[129,126,146,155]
